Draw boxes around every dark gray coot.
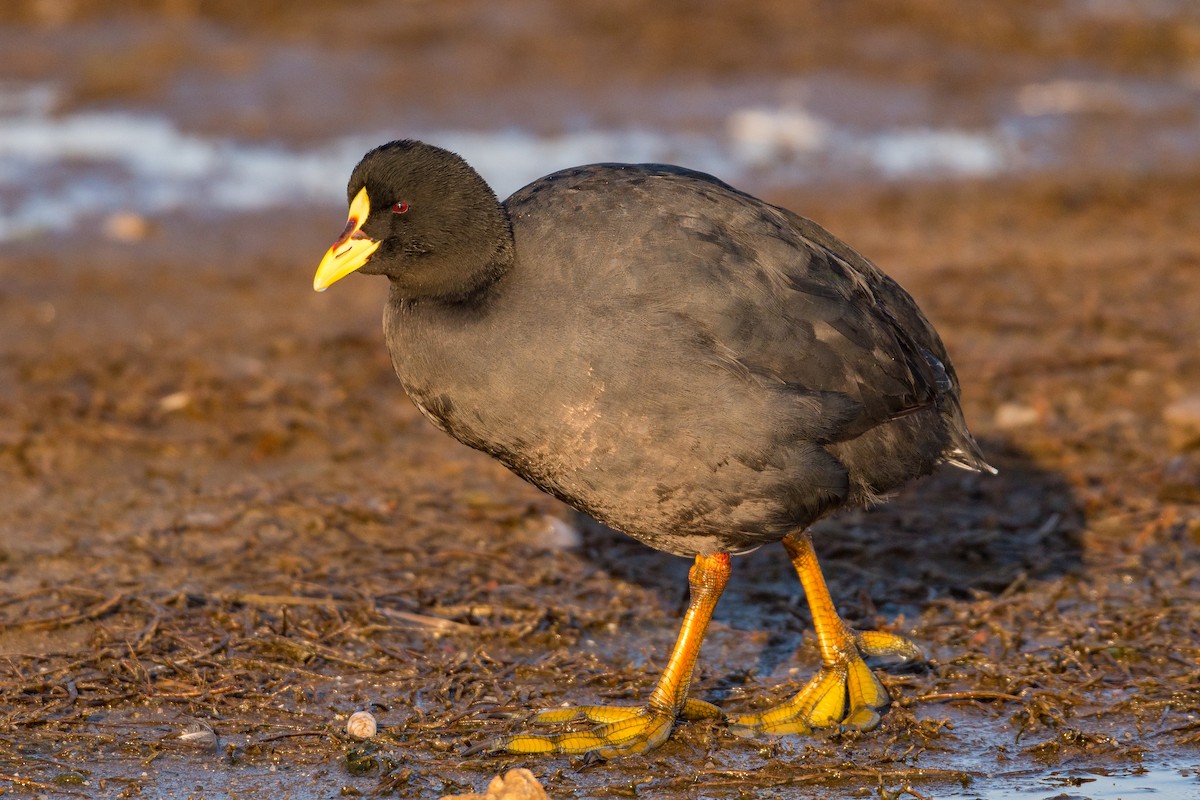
[313,139,994,757]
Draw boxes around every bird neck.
[450,235,514,306]
[387,211,515,305]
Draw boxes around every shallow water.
[966,764,1200,800]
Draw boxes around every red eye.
[392,202,410,214]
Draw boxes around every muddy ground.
[2,2,1200,799]
[3,170,1198,800]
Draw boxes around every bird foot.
[729,629,921,737]
[484,698,722,757]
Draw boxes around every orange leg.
[491,552,730,757]
[731,532,922,737]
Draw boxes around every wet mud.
[3,174,1197,799]
[2,2,1199,798]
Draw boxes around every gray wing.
[634,167,952,443]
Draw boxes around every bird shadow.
[571,437,1083,682]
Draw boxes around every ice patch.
[0,96,369,239]
[0,82,1022,241]
[0,86,733,239]
[865,129,1007,178]
[727,105,831,165]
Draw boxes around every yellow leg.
[489,552,730,757]
[730,532,922,738]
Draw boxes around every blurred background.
[2,0,1199,241]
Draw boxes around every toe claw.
[489,704,686,757]
[855,630,924,663]
[840,705,881,732]
[680,698,724,721]
[462,736,503,757]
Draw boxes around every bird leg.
[491,552,730,757]
[730,531,922,737]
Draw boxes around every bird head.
[313,140,511,300]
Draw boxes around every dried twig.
[907,690,1025,705]
[12,593,127,631]
[376,606,477,633]
[0,772,89,797]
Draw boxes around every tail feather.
[943,445,998,474]
[939,400,997,475]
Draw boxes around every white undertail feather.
[943,447,999,475]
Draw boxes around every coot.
[313,139,993,757]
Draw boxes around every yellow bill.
[313,187,381,292]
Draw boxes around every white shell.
[346,710,378,739]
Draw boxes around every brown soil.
[1,2,1199,798]
[3,170,1198,798]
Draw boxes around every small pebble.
[993,401,1040,430]
[346,710,377,739]
[158,391,192,413]
[103,212,150,242]
[440,768,550,800]
[538,516,581,549]
[179,722,218,749]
